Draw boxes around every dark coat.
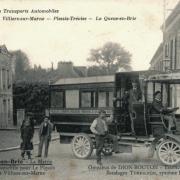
[151,98,171,114]
[20,120,34,150]
[39,121,53,140]
[151,98,163,114]
[128,89,142,113]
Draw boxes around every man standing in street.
[37,116,53,158]
[90,110,119,165]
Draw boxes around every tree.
[13,82,49,124]
[87,42,132,75]
[10,50,31,81]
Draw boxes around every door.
[132,103,147,136]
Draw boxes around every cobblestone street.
[0,140,179,180]
[0,130,59,150]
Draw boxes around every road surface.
[0,140,179,180]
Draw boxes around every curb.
[0,127,40,131]
[0,137,59,153]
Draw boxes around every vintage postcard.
[0,0,180,180]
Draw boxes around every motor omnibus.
[49,71,180,165]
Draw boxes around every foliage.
[10,50,31,81]
[13,83,49,124]
[87,42,132,75]
[11,43,132,124]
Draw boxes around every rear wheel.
[71,133,93,159]
[157,139,180,165]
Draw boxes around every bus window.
[51,91,64,108]
[98,91,113,108]
[66,90,79,108]
[109,91,113,107]
[155,83,161,92]
[139,78,145,102]
[147,82,153,103]
[162,84,168,106]
[98,92,106,107]
[81,91,95,108]
[175,85,180,114]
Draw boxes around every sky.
[0,0,179,70]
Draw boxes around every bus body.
[49,71,180,165]
[49,75,114,143]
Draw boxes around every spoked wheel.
[71,133,93,159]
[157,140,180,165]
[102,138,113,156]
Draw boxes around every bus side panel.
[51,114,96,134]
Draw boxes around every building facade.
[150,2,180,113]
[150,2,180,71]
[149,43,163,71]
[0,45,13,128]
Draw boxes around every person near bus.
[36,116,53,158]
[151,91,178,133]
[20,114,34,159]
[128,81,142,135]
[114,81,142,135]
[148,90,179,158]
[113,90,131,132]
[90,109,119,165]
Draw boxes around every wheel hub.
[167,150,173,156]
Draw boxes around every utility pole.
[51,62,54,71]
[162,0,175,72]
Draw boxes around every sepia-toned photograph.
[0,0,180,179]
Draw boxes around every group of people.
[90,86,178,165]
[20,115,53,159]
[90,81,143,165]
[21,81,178,164]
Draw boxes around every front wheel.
[71,133,93,159]
[157,139,180,165]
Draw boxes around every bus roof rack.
[147,71,180,83]
[53,75,114,85]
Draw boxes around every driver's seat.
[147,103,165,136]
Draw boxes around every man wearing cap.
[90,110,119,165]
[148,91,178,158]
[37,116,53,158]
[151,91,178,133]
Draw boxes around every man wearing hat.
[37,116,53,158]
[148,90,178,158]
[90,110,119,165]
[151,91,178,133]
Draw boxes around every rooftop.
[162,1,180,29]
[53,75,114,85]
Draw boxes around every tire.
[157,139,180,165]
[71,133,93,159]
